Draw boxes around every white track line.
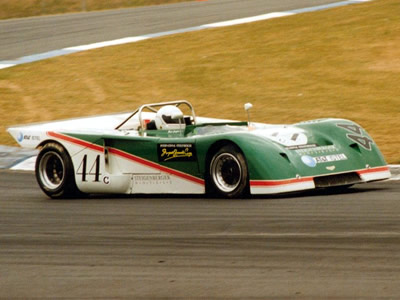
[209,231,400,238]
[10,156,37,171]
[390,165,400,180]
[0,0,371,70]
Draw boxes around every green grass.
[0,0,399,163]
[0,0,194,20]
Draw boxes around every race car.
[7,100,391,198]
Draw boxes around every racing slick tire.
[209,145,249,198]
[35,142,81,199]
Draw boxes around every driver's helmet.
[155,105,185,130]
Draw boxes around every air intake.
[314,172,361,188]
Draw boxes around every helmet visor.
[162,115,183,124]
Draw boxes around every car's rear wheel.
[36,142,80,199]
[209,145,248,198]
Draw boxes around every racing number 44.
[77,154,101,182]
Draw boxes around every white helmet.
[155,105,185,130]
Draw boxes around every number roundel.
[337,123,373,150]
[35,142,81,198]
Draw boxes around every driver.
[155,105,185,130]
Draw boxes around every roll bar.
[115,100,197,130]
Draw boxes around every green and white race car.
[8,100,391,198]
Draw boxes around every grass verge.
[0,0,194,20]
[0,0,399,163]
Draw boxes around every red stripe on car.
[47,131,204,185]
[250,177,313,186]
[357,166,390,174]
[47,131,103,152]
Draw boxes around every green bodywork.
[63,118,387,181]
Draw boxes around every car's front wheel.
[35,142,80,199]
[209,145,248,198]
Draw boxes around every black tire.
[209,145,249,198]
[35,142,80,199]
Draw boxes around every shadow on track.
[45,184,386,202]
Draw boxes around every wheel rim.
[211,153,242,193]
[39,151,65,190]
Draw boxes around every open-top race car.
[7,100,391,198]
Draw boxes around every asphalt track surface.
[2,0,400,298]
[0,0,343,61]
[1,170,400,299]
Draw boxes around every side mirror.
[244,103,253,128]
[244,103,253,111]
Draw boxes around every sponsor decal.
[337,123,373,151]
[133,174,172,185]
[167,130,183,134]
[158,143,196,162]
[17,132,23,142]
[17,132,40,142]
[301,155,317,167]
[287,144,317,150]
[314,153,347,163]
[295,145,338,155]
[301,154,347,167]
[326,166,336,171]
